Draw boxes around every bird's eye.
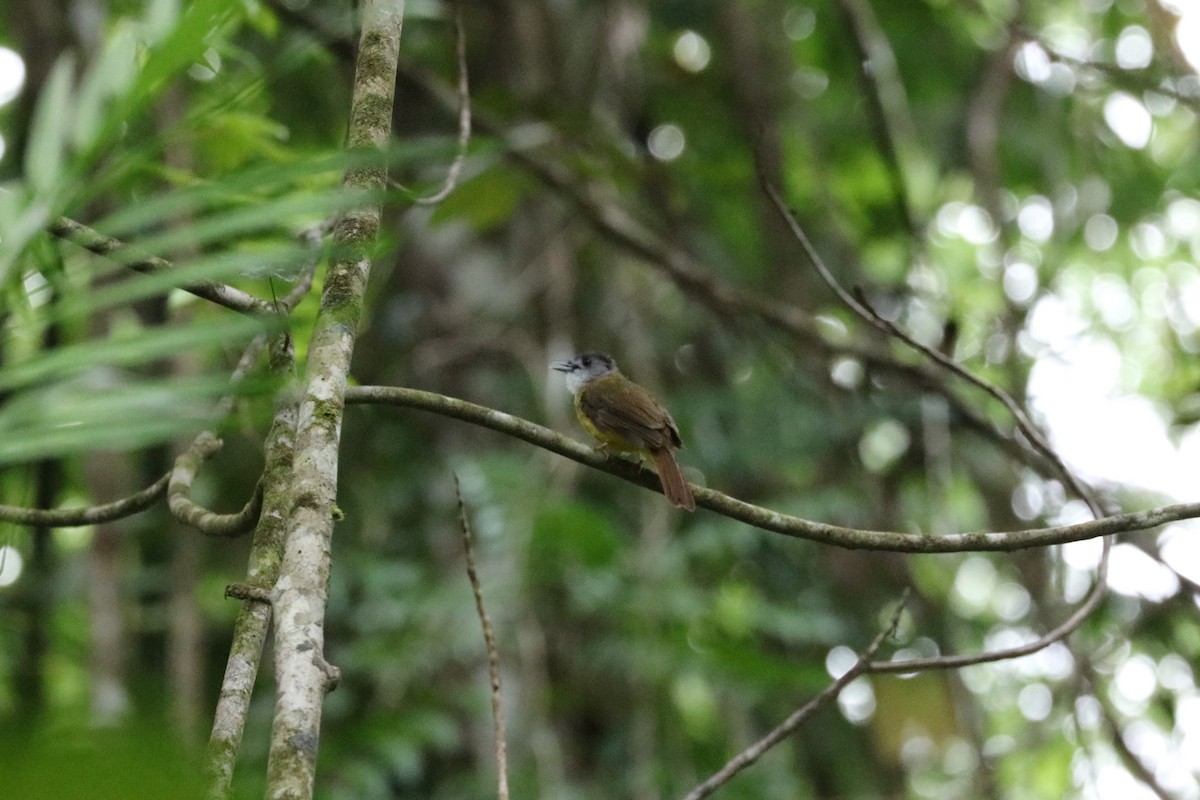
[582,356,591,366]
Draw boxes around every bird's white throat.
[563,370,586,395]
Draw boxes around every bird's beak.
[550,360,574,373]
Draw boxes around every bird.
[551,351,696,510]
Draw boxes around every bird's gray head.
[550,351,618,393]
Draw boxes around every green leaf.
[133,0,241,99]
[24,56,76,197]
[72,25,141,151]
[0,374,269,464]
[0,187,53,286]
[0,314,270,393]
[141,0,183,44]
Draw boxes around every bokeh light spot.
[0,546,24,587]
[0,47,25,107]
[673,30,711,73]
[1104,92,1152,149]
[1084,213,1119,251]
[1017,196,1054,242]
[1115,25,1153,69]
[647,123,685,161]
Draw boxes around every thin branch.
[344,385,1200,552]
[1041,43,1200,113]
[275,224,329,312]
[1082,662,1175,800]
[48,215,273,315]
[206,336,299,800]
[761,179,1117,672]
[167,431,263,537]
[0,326,268,531]
[682,591,909,800]
[213,334,270,419]
[454,473,509,800]
[168,334,272,538]
[410,2,471,206]
[761,181,1103,518]
[0,471,169,526]
[834,0,920,238]
[224,583,273,604]
[869,540,1110,672]
[965,30,1019,233]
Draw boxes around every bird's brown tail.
[651,448,696,511]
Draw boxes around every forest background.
[2,1,1200,799]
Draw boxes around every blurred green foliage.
[2,1,1200,799]
[2,721,207,800]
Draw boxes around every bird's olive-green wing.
[580,378,682,450]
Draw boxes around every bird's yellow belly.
[573,391,644,454]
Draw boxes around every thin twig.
[869,547,1108,672]
[760,178,1116,676]
[212,334,269,419]
[410,2,471,206]
[344,385,1199,552]
[761,181,1102,517]
[0,471,170,526]
[0,322,268,531]
[167,431,264,537]
[276,224,328,312]
[168,334,272,536]
[682,590,909,800]
[1081,661,1174,800]
[834,0,920,238]
[48,216,273,315]
[454,473,509,800]
[1041,43,1200,113]
[224,583,273,604]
